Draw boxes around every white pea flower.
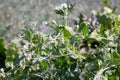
[54,5,61,11]
[103,7,112,13]
[0,68,4,73]
[118,15,120,21]
[118,15,120,18]
[60,3,67,9]
[51,20,57,25]
[55,3,67,11]
[42,21,48,25]
[91,10,97,15]
[23,42,29,50]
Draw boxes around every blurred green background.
[0,0,120,43]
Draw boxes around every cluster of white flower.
[103,7,112,14]
[54,3,67,11]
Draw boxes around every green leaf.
[0,38,6,53]
[102,0,111,8]
[54,9,65,16]
[99,25,105,36]
[97,14,113,27]
[21,28,34,42]
[111,52,120,59]
[63,28,71,37]
[63,27,72,39]
[110,59,120,65]
[0,38,6,68]
[70,62,77,71]
[117,44,120,53]
[114,17,119,33]
[78,22,89,36]
[108,75,116,80]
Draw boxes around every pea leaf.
[78,22,89,36]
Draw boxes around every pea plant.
[0,2,120,80]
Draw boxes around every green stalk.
[65,15,67,27]
[64,10,68,28]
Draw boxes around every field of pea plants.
[1,0,120,80]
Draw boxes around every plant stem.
[65,15,67,27]
[64,10,68,28]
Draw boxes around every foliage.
[1,0,120,42]
[0,38,6,68]
[1,2,120,80]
